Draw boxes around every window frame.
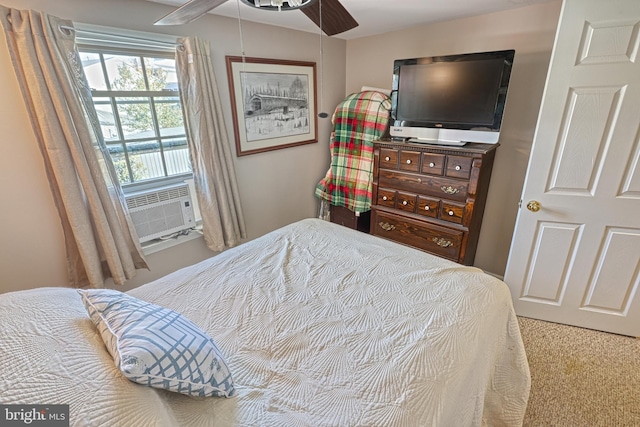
[77,38,192,193]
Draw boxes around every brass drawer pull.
[379,222,396,231]
[441,186,460,195]
[432,237,454,248]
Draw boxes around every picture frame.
[225,56,318,156]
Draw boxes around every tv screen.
[390,50,515,145]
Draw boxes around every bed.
[0,218,530,426]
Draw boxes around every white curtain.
[0,7,148,287]
[175,37,246,251]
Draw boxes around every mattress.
[0,218,530,426]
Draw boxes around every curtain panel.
[0,7,148,287]
[175,37,246,251]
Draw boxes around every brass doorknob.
[526,200,541,212]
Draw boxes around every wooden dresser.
[370,140,498,265]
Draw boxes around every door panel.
[576,20,640,65]
[521,222,582,304]
[621,136,640,195]
[504,0,640,336]
[582,227,640,315]
[548,86,624,194]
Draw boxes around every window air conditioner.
[124,183,196,243]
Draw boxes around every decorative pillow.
[78,289,234,398]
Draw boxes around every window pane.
[116,97,154,139]
[105,54,146,91]
[144,57,178,91]
[80,52,108,90]
[107,148,133,184]
[128,141,164,181]
[162,138,191,175]
[154,97,184,137]
[93,97,119,141]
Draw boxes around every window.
[78,47,191,187]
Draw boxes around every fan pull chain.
[236,0,246,61]
[317,0,328,118]
[236,0,250,132]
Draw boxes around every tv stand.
[408,138,467,147]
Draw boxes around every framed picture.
[225,56,318,156]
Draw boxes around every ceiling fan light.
[271,0,283,11]
[240,0,317,11]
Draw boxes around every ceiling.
[147,0,554,40]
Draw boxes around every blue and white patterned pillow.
[78,289,235,398]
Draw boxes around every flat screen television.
[390,49,515,146]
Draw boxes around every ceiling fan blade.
[300,0,358,36]
[154,0,228,25]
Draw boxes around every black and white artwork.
[242,72,310,141]
[226,57,318,156]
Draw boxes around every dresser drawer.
[421,153,445,176]
[399,150,421,172]
[371,209,463,261]
[379,148,398,169]
[396,191,417,213]
[440,201,465,224]
[378,170,469,202]
[377,188,396,208]
[417,196,439,218]
[445,155,473,179]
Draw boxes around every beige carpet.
[517,316,640,426]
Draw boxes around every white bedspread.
[0,218,530,426]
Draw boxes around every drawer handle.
[382,196,388,201]
[425,206,430,211]
[455,165,462,171]
[417,177,422,183]
[429,162,435,168]
[448,210,454,216]
[402,201,408,206]
[432,237,454,248]
[441,186,460,195]
[385,156,391,161]
[406,159,412,164]
[379,222,396,231]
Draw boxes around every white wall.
[345,0,563,276]
[0,0,346,293]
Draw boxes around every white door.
[504,0,640,337]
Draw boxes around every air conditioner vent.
[126,185,190,210]
[124,183,195,243]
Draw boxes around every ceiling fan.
[154,0,359,36]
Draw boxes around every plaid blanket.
[315,91,391,213]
